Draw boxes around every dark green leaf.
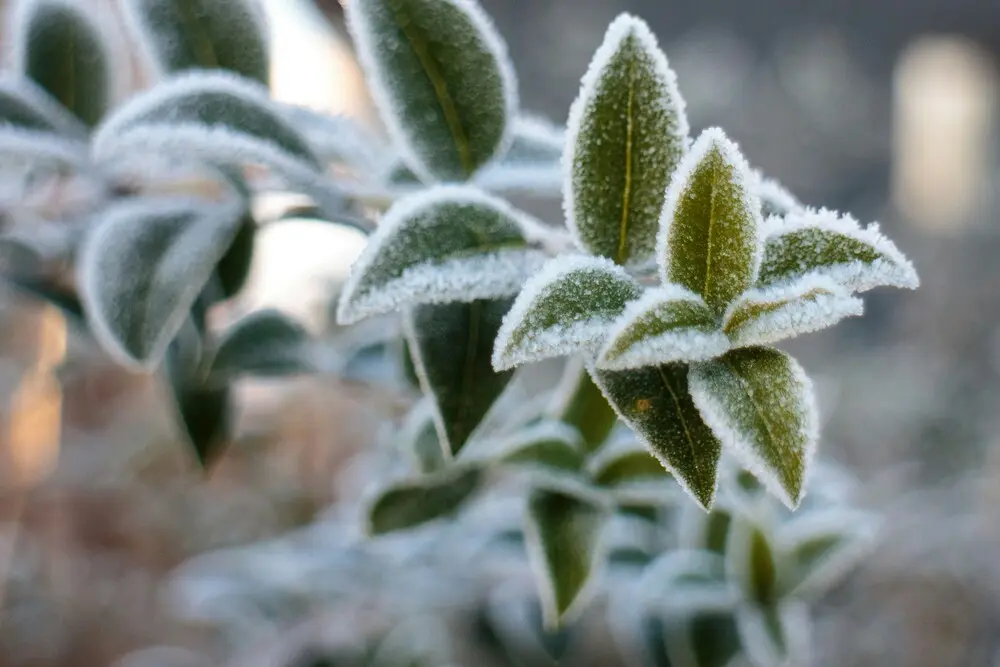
[565,14,688,266]
[689,347,817,509]
[777,509,879,599]
[547,359,618,453]
[215,210,256,299]
[209,309,313,380]
[0,75,88,136]
[4,276,84,323]
[346,0,516,181]
[591,447,671,487]
[366,464,483,534]
[683,611,741,667]
[492,421,585,472]
[404,298,516,455]
[593,363,722,510]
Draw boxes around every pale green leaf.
[757,207,919,292]
[208,308,313,380]
[489,421,585,472]
[336,186,544,324]
[590,445,671,488]
[597,285,728,371]
[592,363,722,510]
[725,517,781,606]
[404,298,516,456]
[78,196,244,370]
[659,127,762,314]
[734,601,811,667]
[492,255,642,371]
[123,0,270,84]
[524,485,607,628]
[565,13,688,266]
[689,347,817,509]
[366,464,483,534]
[546,358,619,453]
[346,0,517,181]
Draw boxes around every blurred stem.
[548,357,617,454]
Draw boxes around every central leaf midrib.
[703,152,720,303]
[615,54,637,265]
[724,358,792,477]
[390,1,473,176]
[656,365,705,490]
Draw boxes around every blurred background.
[1,0,999,665]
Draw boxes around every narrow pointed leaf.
[597,285,728,370]
[208,309,313,380]
[398,398,447,473]
[689,347,817,509]
[122,0,270,84]
[659,127,762,313]
[592,363,722,510]
[12,0,113,126]
[734,601,811,667]
[547,359,618,453]
[345,0,517,181]
[677,502,733,554]
[565,13,688,266]
[404,298,516,455]
[590,445,671,487]
[214,210,256,299]
[757,208,919,292]
[488,421,585,472]
[78,196,244,370]
[726,518,781,606]
[723,275,863,347]
[0,75,88,136]
[493,255,642,371]
[366,464,483,534]
[524,485,607,627]
[336,186,545,324]
[677,610,741,667]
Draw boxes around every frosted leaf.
[365,464,484,535]
[677,500,735,554]
[723,274,863,347]
[473,162,563,196]
[523,485,607,628]
[690,347,818,509]
[78,195,244,370]
[404,298,517,456]
[0,75,88,137]
[724,515,782,606]
[565,13,688,266]
[477,420,585,472]
[280,104,387,172]
[398,397,447,473]
[121,0,270,84]
[345,0,517,182]
[758,207,919,292]
[670,609,742,667]
[336,186,545,325]
[659,127,762,314]
[208,309,314,380]
[592,363,722,510]
[546,358,619,453]
[502,113,564,165]
[753,169,802,218]
[0,127,88,167]
[638,550,734,614]
[492,255,642,371]
[734,601,811,667]
[588,442,671,488]
[214,210,255,299]
[10,0,115,126]
[597,285,729,371]
[776,508,880,600]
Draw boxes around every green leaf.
[336,186,544,324]
[678,501,733,554]
[597,285,728,371]
[723,275,863,347]
[592,363,722,510]
[214,209,256,299]
[404,298,516,456]
[122,0,270,84]
[208,309,313,380]
[501,113,563,166]
[565,13,688,266]
[757,208,919,293]
[524,485,607,628]
[492,255,642,371]
[366,464,483,534]
[689,347,817,509]
[489,421,585,472]
[0,75,88,136]
[13,0,113,126]
[754,170,802,219]
[734,601,811,667]
[726,518,780,606]
[547,359,618,453]
[659,127,762,314]
[3,277,84,323]
[78,196,245,370]
[590,446,671,487]
[398,398,446,473]
[345,0,517,181]
[679,611,741,667]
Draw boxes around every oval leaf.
[122,0,270,84]
[597,285,729,370]
[485,421,585,472]
[723,274,863,347]
[208,308,313,380]
[757,207,919,292]
[345,0,517,181]
[524,485,607,628]
[726,517,781,606]
[398,397,447,473]
[546,358,619,453]
[366,464,483,534]
[689,347,818,509]
[565,13,688,266]
[78,196,244,370]
[592,363,722,510]
[659,127,762,314]
[336,186,545,324]
[493,255,642,371]
[404,298,516,456]
[590,445,671,488]
[0,75,88,136]
[12,0,114,126]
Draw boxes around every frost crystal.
[753,169,803,218]
[723,274,864,347]
[492,254,642,371]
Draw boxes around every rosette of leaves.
[492,13,919,513]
